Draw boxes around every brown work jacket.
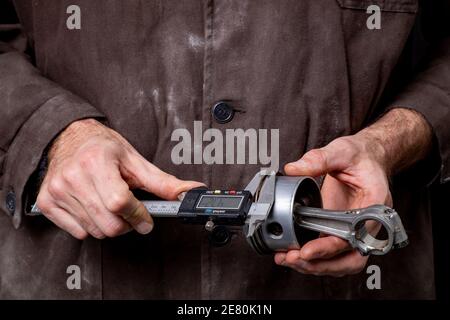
[0,0,449,299]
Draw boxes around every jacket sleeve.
[0,2,105,227]
[390,0,450,184]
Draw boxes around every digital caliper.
[32,171,409,256]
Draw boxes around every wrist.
[352,129,391,174]
[354,108,433,177]
[48,118,104,162]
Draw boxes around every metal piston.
[247,176,322,254]
[247,176,409,256]
[31,172,408,256]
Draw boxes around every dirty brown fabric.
[0,0,449,299]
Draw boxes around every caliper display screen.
[196,195,244,210]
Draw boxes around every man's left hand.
[274,108,433,277]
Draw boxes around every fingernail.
[136,221,153,234]
[284,164,296,174]
[285,163,294,171]
[286,160,305,172]
[293,160,307,168]
[276,254,287,266]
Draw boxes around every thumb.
[120,195,154,234]
[149,173,206,200]
[123,157,206,200]
[285,145,343,177]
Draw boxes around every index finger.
[119,196,154,234]
[90,161,154,234]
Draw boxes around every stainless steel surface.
[205,220,215,232]
[294,204,409,255]
[243,170,276,238]
[245,175,408,256]
[246,175,322,253]
[142,201,180,217]
[30,172,408,256]
[31,200,182,218]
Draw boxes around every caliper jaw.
[243,170,277,238]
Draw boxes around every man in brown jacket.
[0,0,449,299]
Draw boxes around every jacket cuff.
[0,92,105,228]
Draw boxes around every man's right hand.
[36,118,205,240]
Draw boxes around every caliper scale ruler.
[143,201,181,218]
[31,174,409,255]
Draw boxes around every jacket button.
[6,190,16,215]
[212,101,235,124]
